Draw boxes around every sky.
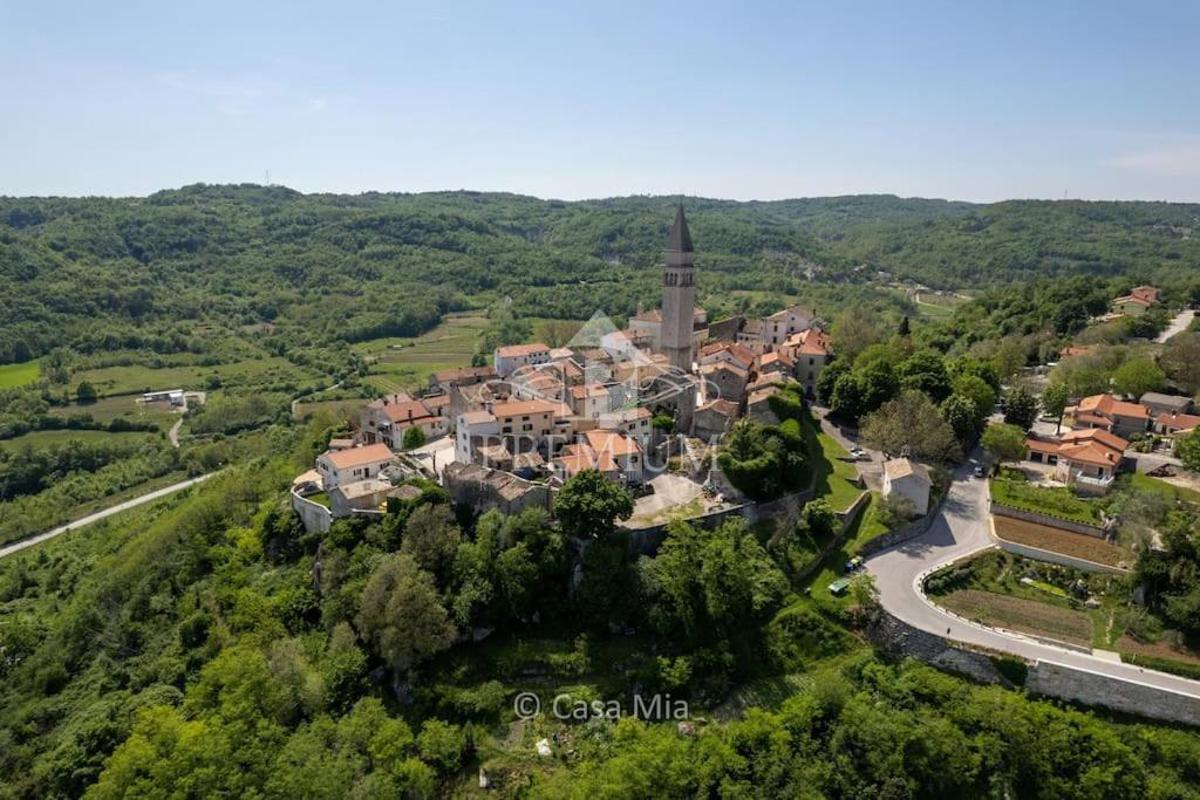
[2,0,1199,202]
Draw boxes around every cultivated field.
[354,314,490,394]
[992,515,1130,568]
[939,589,1094,646]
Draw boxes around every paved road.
[864,455,1200,699]
[0,474,215,561]
[1157,308,1195,344]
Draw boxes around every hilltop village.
[293,208,833,528]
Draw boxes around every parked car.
[844,555,864,574]
[973,465,985,478]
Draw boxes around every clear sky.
[2,0,1198,202]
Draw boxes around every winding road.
[864,456,1200,699]
[0,474,215,561]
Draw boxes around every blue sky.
[2,0,1198,201]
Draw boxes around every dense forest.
[3,185,1199,365]
[3,424,1200,799]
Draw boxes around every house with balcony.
[1065,394,1150,439]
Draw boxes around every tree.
[75,380,98,405]
[400,503,461,581]
[952,374,997,428]
[860,391,961,463]
[1160,332,1200,394]
[1112,357,1166,398]
[1178,430,1200,472]
[401,425,426,449]
[981,423,1026,467]
[1041,382,1069,433]
[941,393,982,444]
[834,360,899,421]
[897,350,951,403]
[1002,386,1038,431]
[553,469,633,539]
[831,307,886,365]
[357,554,456,678]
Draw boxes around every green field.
[0,361,39,388]
[354,313,490,393]
[0,429,160,453]
[73,357,325,398]
[292,398,367,423]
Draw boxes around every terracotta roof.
[1024,437,1062,454]
[1076,394,1149,420]
[700,361,748,377]
[1157,411,1200,431]
[492,399,558,418]
[459,410,497,426]
[430,366,495,383]
[367,392,414,409]
[698,398,738,417]
[570,384,608,399]
[757,351,795,369]
[380,400,434,424]
[584,429,642,458]
[423,394,450,409]
[1059,442,1122,468]
[496,342,550,358]
[1059,428,1129,452]
[321,443,395,470]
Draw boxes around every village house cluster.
[1024,390,1198,494]
[292,208,835,526]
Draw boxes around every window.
[522,423,533,432]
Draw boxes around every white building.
[494,342,551,377]
[316,443,396,491]
[881,458,932,516]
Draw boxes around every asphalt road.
[864,455,1200,699]
[0,473,215,561]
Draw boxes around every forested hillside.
[3,185,1198,366]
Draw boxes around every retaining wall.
[864,608,1013,686]
[995,538,1128,574]
[1027,660,1200,727]
[291,490,332,534]
[990,501,1105,537]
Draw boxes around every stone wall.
[995,538,1128,574]
[291,490,332,535]
[990,501,1105,537]
[1027,660,1200,728]
[864,608,1013,686]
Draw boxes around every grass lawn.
[1123,471,1200,506]
[0,428,160,453]
[800,417,863,513]
[50,395,179,430]
[306,491,331,508]
[989,478,1102,526]
[804,494,889,613]
[355,313,490,393]
[992,516,1131,568]
[939,589,1094,647]
[0,361,40,389]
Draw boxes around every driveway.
[1157,309,1195,343]
[864,452,1200,699]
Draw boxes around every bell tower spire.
[661,205,696,372]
